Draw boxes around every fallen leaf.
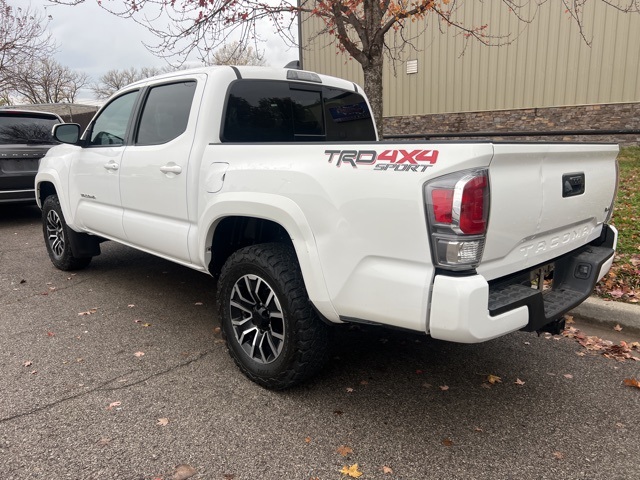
[439,385,449,391]
[194,302,203,306]
[340,463,363,478]
[142,323,152,328]
[487,374,502,384]
[337,445,353,457]
[157,418,169,426]
[614,324,623,331]
[565,315,575,324]
[442,438,454,447]
[213,327,221,334]
[515,378,525,386]
[346,387,354,393]
[78,308,98,316]
[134,319,143,323]
[615,422,625,428]
[46,331,55,337]
[128,304,135,308]
[96,438,111,447]
[382,465,393,474]
[305,436,312,443]
[524,341,531,345]
[30,370,37,375]
[134,351,145,357]
[576,352,586,357]
[474,426,484,432]
[23,361,32,367]
[623,378,640,389]
[563,374,573,379]
[172,464,197,480]
[553,451,565,460]
[106,401,122,411]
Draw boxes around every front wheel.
[217,243,329,390]
[42,195,92,271]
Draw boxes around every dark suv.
[0,109,62,205]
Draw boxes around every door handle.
[160,164,182,174]
[103,162,119,171]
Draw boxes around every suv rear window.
[0,112,60,145]
[222,80,376,143]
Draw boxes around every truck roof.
[125,65,359,94]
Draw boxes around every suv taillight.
[424,169,490,271]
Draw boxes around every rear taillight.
[424,169,490,271]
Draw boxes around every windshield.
[0,114,60,145]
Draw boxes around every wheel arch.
[200,194,340,323]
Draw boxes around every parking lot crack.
[0,351,211,424]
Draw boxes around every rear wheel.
[42,195,92,271]
[217,243,329,389]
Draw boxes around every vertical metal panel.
[300,2,640,115]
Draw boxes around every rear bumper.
[429,224,617,343]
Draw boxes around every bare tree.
[0,1,56,92]
[47,0,640,131]
[210,41,266,66]
[92,65,182,99]
[9,58,89,104]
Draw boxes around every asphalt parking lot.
[1,205,639,480]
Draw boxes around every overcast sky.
[30,0,299,101]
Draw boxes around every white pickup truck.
[36,66,618,389]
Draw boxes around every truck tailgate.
[479,144,618,281]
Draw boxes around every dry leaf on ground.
[337,445,353,457]
[340,464,363,478]
[172,464,197,480]
[78,308,98,316]
[106,401,121,411]
[487,374,502,384]
[134,351,144,357]
[515,378,525,386]
[439,385,449,391]
[382,465,393,474]
[614,324,623,331]
[623,378,640,388]
[553,451,565,460]
[157,418,169,426]
[442,438,454,447]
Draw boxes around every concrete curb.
[570,296,640,333]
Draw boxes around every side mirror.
[53,123,81,145]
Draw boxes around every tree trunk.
[362,57,385,137]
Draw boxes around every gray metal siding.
[301,1,640,116]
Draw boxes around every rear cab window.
[221,80,376,143]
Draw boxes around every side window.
[136,81,196,146]
[89,91,138,146]
[323,88,376,141]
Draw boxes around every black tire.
[42,195,92,271]
[217,243,329,390]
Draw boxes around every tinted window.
[0,113,60,145]
[136,81,196,145]
[222,80,376,143]
[89,91,138,146]
[323,88,376,141]
[223,81,293,142]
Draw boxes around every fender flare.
[198,192,340,323]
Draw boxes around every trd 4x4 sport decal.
[325,149,439,172]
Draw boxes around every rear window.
[222,80,376,143]
[0,112,60,145]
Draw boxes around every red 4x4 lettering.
[378,149,439,164]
